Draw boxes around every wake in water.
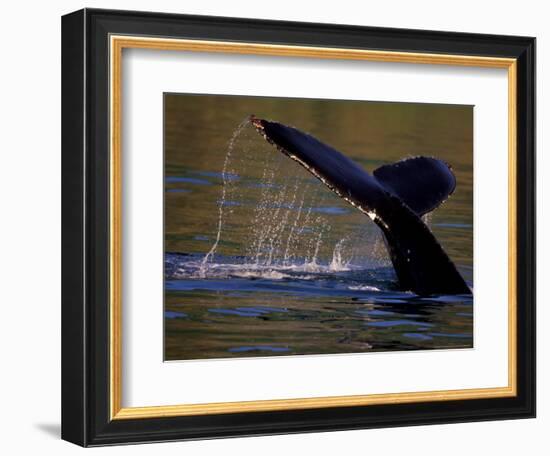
[166,252,399,295]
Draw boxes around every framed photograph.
[61,8,535,446]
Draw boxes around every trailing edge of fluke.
[250,115,471,296]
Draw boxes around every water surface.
[164,94,473,361]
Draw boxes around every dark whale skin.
[251,116,471,296]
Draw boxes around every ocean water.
[164,94,473,361]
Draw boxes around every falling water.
[282,192,305,266]
[199,118,249,277]
[164,96,474,362]
[329,238,351,271]
[198,119,391,278]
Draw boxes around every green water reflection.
[164,93,473,361]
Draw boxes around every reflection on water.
[164,94,473,361]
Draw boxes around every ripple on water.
[366,319,434,328]
[164,252,473,360]
[228,346,291,353]
[208,306,288,317]
[403,333,433,341]
[165,176,212,185]
[164,310,188,319]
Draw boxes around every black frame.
[62,8,536,447]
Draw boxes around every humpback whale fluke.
[250,115,471,296]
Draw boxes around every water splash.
[199,118,249,277]
[199,119,391,278]
[282,191,305,265]
[304,220,328,270]
[329,238,351,272]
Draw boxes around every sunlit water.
[164,95,473,361]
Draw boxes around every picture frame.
[61,8,535,447]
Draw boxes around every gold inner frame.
[109,35,518,420]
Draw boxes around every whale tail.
[250,116,471,296]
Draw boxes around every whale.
[250,116,471,296]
